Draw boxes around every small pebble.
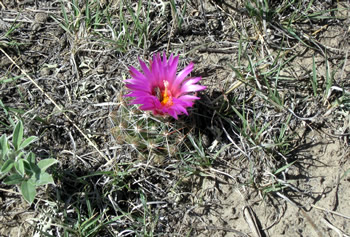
[35,13,48,23]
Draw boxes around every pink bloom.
[124,52,206,119]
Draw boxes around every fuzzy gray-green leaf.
[37,158,58,172]
[0,158,15,174]
[20,180,36,204]
[12,121,24,151]
[0,134,9,160]
[35,172,55,186]
[3,173,24,185]
[19,136,37,150]
[15,159,26,177]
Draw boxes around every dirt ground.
[182,130,350,237]
[0,0,349,236]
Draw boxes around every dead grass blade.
[243,206,263,237]
[311,205,350,220]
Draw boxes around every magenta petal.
[152,57,161,84]
[167,109,178,120]
[178,95,200,101]
[124,91,150,98]
[130,97,152,105]
[185,77,202,84]
[129,66,148,81]
[174,96,198,107]
[181,84,206,93]
[167,56,179,85]
[124,78,144,84]
[179,78,206,95]
[172,62,194,89]
[125,83,151,93]
[168,53,174,65]
[138,95,156,102]
[162,52,167,67]
[140,103,156,110]
[172,103,188,115]
[139,58,153,80]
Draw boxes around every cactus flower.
[124,52,206,119]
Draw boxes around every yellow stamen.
[161,81,173,106]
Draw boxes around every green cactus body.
[111,102,185,161]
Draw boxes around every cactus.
[111,97,186,161]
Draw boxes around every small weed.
[169,0,187,31]
[0,121,58,204]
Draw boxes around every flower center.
[154,81,173,107]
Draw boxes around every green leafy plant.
[0,120,58,204]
